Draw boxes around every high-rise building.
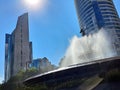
[31,57,57,73]
[5,13,32,82]
[74,0,120,54]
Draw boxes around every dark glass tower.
[5,34,12,82]
[75,0,120,54]
[5,13,32,82]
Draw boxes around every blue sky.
[0,0,120,83]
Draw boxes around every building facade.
[75,0,120,54]
[5,13,32,82]
[31,57,57,73]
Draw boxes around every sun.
[23,0,47,11]
[24,0,39,7]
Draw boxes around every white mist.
[60,29,117,67]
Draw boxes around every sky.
[0,0,120,83]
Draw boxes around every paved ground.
[93,82,120,90]
[59,76,103,90]
[77,76,103,90]
[60,82,120,90]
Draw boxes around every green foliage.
[23,67,39,80]
[0,84,1,90]
[0,83,48,90]
[0,68,48,90]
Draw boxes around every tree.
[0,68,42,90]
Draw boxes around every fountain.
[60,28,117,67]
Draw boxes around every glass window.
[101,11,117,15]
[98,1,113,6]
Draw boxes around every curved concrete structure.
[24,56,120,86]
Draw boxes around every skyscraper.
[74,0,120,54]
[31,57,57,73]
[5,13,32,82]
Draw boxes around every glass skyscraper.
[5,13,33,82]
[75,0,120,35]
[75,0,120,54]
[5,34,12,82]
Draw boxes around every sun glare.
[23,0,47,11]
[25,0,39,6]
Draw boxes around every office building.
[31,57,57,73]
[5,13,32,82]
[75,0,120,54]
